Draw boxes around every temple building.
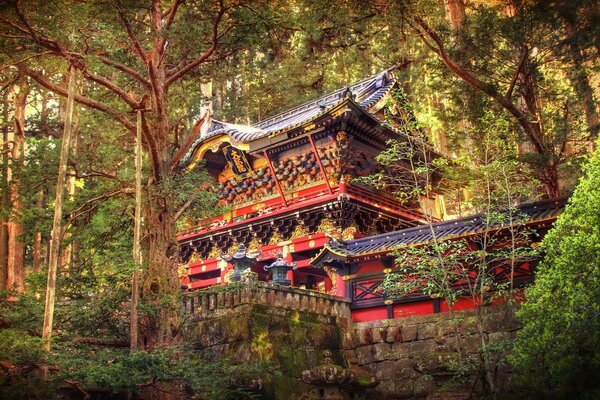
[176,68,564,322]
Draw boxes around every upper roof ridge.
[253,67,395,129]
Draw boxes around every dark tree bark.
[0,1,231,365]
[565,22,599,138]
[407,15,562,197]
[7,78,28,292]
[0,91,9,290]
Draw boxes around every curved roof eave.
[180,68,398,166]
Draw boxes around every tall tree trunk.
[443,0,465,31]
[130,110,142,350]
[42,67,77,357]
[7,79,28,292]
[139,25,181,351]
[32,190,44,273]
[60,119,79,269]
[565,22,599,138]
[0,93,9,290]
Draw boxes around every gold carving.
[270,231,283,245]
[341,226,357,241]
[208,246,221,259]
[323,266,338,295]
[189,251,202,263]
[318,218,337,236]
[308,240,316,248]
[291,223,308,239]
[247,237,261,252]
[223,268,233,284]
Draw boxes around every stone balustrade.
[183,281,352,319]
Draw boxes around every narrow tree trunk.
[32,190,44,272]
[42,67,77,357]
[60,119,79,269]
[7,79,28,292]
[565,22,599,138]
[130,110,143,350]
[0,94,9,290]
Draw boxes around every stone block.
[343,349,358,366]
[391,379,414,399]
[372,342,392,362]
[371,327,385,343]
[391,342,411,360]
[395,358,416,379]
[482,309,521,333]
[355,345,374,365]
[401,325,418,342]
[413,376,437,397]
[462,334,484,354]
[354,327,373,346]
[385,326,401,343]
[405,338,437,358]
[414,353,450,375]
[418,323,437,340]
[379,360,396,380]
[341,331,355,350]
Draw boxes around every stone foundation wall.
[342,307,521,399]
[185,283,352,399]
[186,283,521,399]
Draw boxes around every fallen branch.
[64,380,91,400]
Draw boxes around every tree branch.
[98,56,151,88]
[68,187,134,222]
[165,0,227,87]
[77,66,141,109]
[22,67,136,133]
[64,380,91,400]
[410,16,546,156]
[116,3,148,63]
[163,0,185,29]
[506,45,528,100]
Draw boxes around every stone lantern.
[301,350,378,400]
[264,251,297,286]
[220,244,259,282]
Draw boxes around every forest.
[0,0,599,399]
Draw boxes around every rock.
[372,342,391,362]
[355,345,374,365]
[343,349,358,366]
[418,323,437,340]
[385,327,402,343]
[401,325,418,342]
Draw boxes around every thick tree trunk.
[443,0,465,31]
[140,144,180,349]
[7,79,28,292]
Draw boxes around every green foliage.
[0,288,269,399]
[52,346,269,399]
[513,143,600,399]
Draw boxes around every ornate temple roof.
[180,68,397,165]
[311,197,566,265]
